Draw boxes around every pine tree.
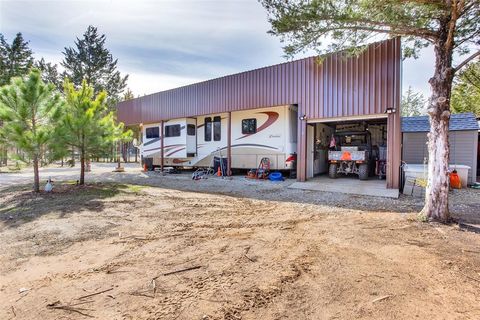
[35,58,63,92]
[0,69,63,192]
[61,79,132,185]
[401,87,427,117]
[62,26,128,109]
[0,33,34,86]
[451,59,480,117]
[123,88,134,101]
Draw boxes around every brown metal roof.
[117,38,401,125]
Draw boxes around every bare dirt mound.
[0,183,479,319]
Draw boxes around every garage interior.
[290,116,399,198]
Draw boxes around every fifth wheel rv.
[140,105,298,172]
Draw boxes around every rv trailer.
[140,105,298,172]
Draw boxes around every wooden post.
[227,112,232,176]
[161,120,164,172]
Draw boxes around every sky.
[0,0,436,98]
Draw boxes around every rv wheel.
[329,163,338,179]
[358,164,369,180]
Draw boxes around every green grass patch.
[124,184,146,194]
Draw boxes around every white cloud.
[126,71,203,96]
[402,47,435,98]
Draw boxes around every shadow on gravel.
[0,183,131,229]
[453,208,480,234]
[107,171,479,221]
[93,171,429,214]
[2,169,478,230]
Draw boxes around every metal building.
[117,38,402,188]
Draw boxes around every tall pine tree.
[0,33,34,86]
[35,58,63,92]
[0,69,63,191]
[62,26,128,109]
[0,33,35,165]
[61,79,132,185]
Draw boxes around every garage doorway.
[308,116,389,181]
[295,116,397,197]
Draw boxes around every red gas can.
[450,170,462,189]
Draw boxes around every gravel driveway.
[1,162,478,225]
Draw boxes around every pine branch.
[454,50,480,73]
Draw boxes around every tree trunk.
[71,147,75,167]
[117,142,121,168]
[0,147,6,166]
[33,155,40,192]
[80,149,85,185]
[421,35,455,223]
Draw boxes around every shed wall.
[402,132,429,164]
[402,131,478,184]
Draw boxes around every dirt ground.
[0,177,479,320]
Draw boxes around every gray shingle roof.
[401,113,479,132]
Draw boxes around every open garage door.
[296,115,399,198]
[307,115,394,187]
[310,116,388,180]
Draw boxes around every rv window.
[204,117,212,141]
[213,116,221,141]
[165,124,181,137]
[242,118,257,134]
[187,124,196,136]
[145,127,160,139]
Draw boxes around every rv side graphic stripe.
[236,112,279,140]
[146,143,279,160]
[173,159,190,164]
[143,138,161,146]
[203,144,278,153]
[144,144,185,153]
[231,143,278,150]
[166,147,186,157]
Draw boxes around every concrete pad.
[289,175,399,198]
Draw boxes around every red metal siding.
[118,38,402,188]
[118,38,401,126]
